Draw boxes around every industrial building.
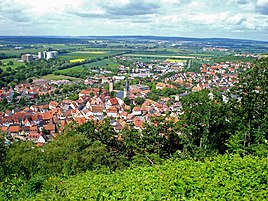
[38,51,58,60]
[21,54,33,62]
[38,52,45,59]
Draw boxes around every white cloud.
[227,14,246,25]
[0,0,267,40]
[256,0,268,14]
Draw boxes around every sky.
[0,0,268,41]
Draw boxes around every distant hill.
[82,35,268,43]
[0,36,87,44]
[0,35,267,44]
[0,35,267,52]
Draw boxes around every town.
[0,52,253,145]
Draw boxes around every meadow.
[124,54,196,59]
[0,58,25,71]
[56,59,120,75]
[59,50,122,61]
[38,74,82,81]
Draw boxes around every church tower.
[109,77,114,93]
[123,77,130,99]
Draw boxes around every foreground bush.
[28,154,268,200]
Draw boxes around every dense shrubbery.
[3,154,268,200]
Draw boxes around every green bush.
[31,154,268,200]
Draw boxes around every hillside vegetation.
[28,154,268,200]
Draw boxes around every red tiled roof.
[30,126,38,132]
[75,117,86,125]
[141,106,151,111]
[8,125,20,133]
[28,133,40,139]
[49,101,59,108]
[133,106,141,112]
[120,111,128,117]
[133,118,143,128]
[79,89,92,95]
[43,124,55,131]
[109,98,119,105]
[1,126,8,132]
[91,106,103,113]
[107,107,118,113]
[42,111,53,121]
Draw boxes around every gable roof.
[109,98,119,105]
[1,126,8,132]
[42,111,53,121]
[133,118,143,128]
[30,126,38,132]
[133,106,141,112]
[75,117,86,125]
[91,106,104,113]
[8,125,20,133]
[43,124,55,131]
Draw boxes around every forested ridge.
[0,58,267,200]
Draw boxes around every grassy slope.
[124,54,196,59]
[33,154,268,200]
[0,58,25,71]
[59,50,122,61]
[38,74,82,81]
[56,59,119,74]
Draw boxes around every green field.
[124,54,196,59]
[38,74,82,81]
[56,59,120,75]
[59,51,118,61]
[179,54,214,57]
[118,56,165,63]
[0,58,25,71]
[60,52,104,60]
[84,59,119,68]
[0,47,45,56]
[56,66,86,74]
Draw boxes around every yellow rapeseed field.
[70,59,86,63]
[166,59,187,63]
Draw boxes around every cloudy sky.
[0,0,268,40]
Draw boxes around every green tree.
[179,90,232,157]
[0,137,6,179]
[134,97,145,106]
[6,67,12,71]
[28,78,33,84]
[77,121,96,141]
[110,91,116,98]
[7,61,14,66]
[123,97,131,105]
[230,58,268,150]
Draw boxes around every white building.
[38,51,58,60]
[38,52,46,59]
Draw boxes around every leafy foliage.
[29,154,268,200]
